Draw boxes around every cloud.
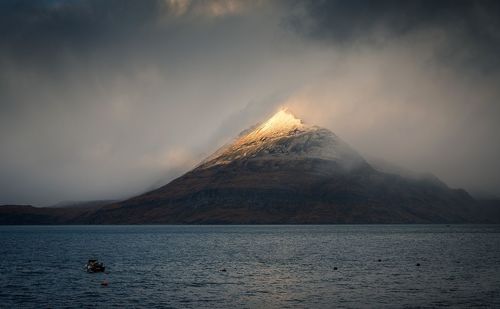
[0,0,499,205]
[287,0,500,73]
[163,0,262,17]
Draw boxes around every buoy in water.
[378,259,382,262]
[416,263,421,267]
[333,267,338,270]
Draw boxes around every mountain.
[2,109,499,224]
[0,203,102,224]
[83,109,498,224]
[49,200,117,209]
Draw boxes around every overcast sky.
[1,0,500,205]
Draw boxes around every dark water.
[1,225,499,308]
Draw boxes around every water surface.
[1,225,499,308]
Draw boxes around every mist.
[1,0,499,205]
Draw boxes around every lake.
[1,225,499,308]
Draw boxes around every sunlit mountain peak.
[261,109,303,131]
[243,109,306,141]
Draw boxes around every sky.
[1,0,500,205]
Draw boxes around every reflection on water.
[1,225,500,308]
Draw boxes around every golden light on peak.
[261,109,301,131]
[237,108,306,144]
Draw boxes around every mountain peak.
[198,108,366,169]
[242,108,307,142]
[260,109,304,132]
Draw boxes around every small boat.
[86,259,105,273]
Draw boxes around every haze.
[1,0,499,205]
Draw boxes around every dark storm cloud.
[0,1,160,65]
[290,0,500,72]
[291,0,500,40]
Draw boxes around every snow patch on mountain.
[199,109,366,169]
